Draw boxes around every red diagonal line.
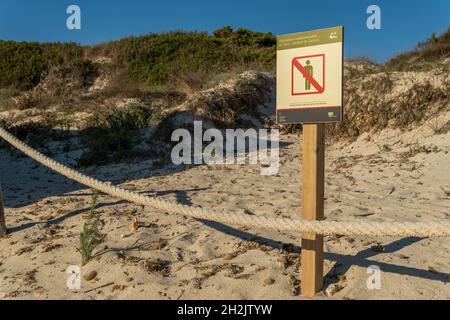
[292,59,323,92]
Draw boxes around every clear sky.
[0,0,449,62]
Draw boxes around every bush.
[0,41,46,88]
[90,28,276,87]
[0,27,276,96]
[77,106,157,166]
[1,112,72,152]
[0,41,98,92]
[385,28,450,71]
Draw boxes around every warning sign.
[291,54,325,95]
[277,26,343,124]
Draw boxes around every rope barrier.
[1,126,449,237]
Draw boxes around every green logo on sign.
[328,112,334,118]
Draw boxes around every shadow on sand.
[0,129,289,208]
[199,220,449,284]
[7,186,208,234]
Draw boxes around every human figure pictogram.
[303,60,313,90]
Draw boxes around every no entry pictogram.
[291,54,325,96]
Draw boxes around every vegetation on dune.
[76,105,159,167]
[87,28,275,86]
[0,26,447,93]
[0,41,45,88]
[0,112,72,154]
[0,26,449,166]
[327,80,449,140]
[0,26,278,166]
[0,41,98,90]
[0,27,275,93]
[385,28,450,71]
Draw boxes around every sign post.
[300,123,325,296]
[276,26,343,297]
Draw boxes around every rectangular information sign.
[276,26,343,124]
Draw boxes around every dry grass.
[327,79,448,140]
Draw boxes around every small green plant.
[79,192,106,265]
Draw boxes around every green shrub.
[76,106,157,166]
[0,41,98,91]
[0,41,46,88]
[1,112,72,152]
[0,27,276,93]
[90,28,276,86]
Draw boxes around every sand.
[0,110,449,300]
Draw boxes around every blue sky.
[0,0,449,62]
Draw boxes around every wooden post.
[300,124,325,297]
[0,182,7,237]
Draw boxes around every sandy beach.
[1,108,449,299]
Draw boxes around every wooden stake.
[300,124,325,297]
[0,182,7,237]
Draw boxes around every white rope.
[1,126,450,237]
